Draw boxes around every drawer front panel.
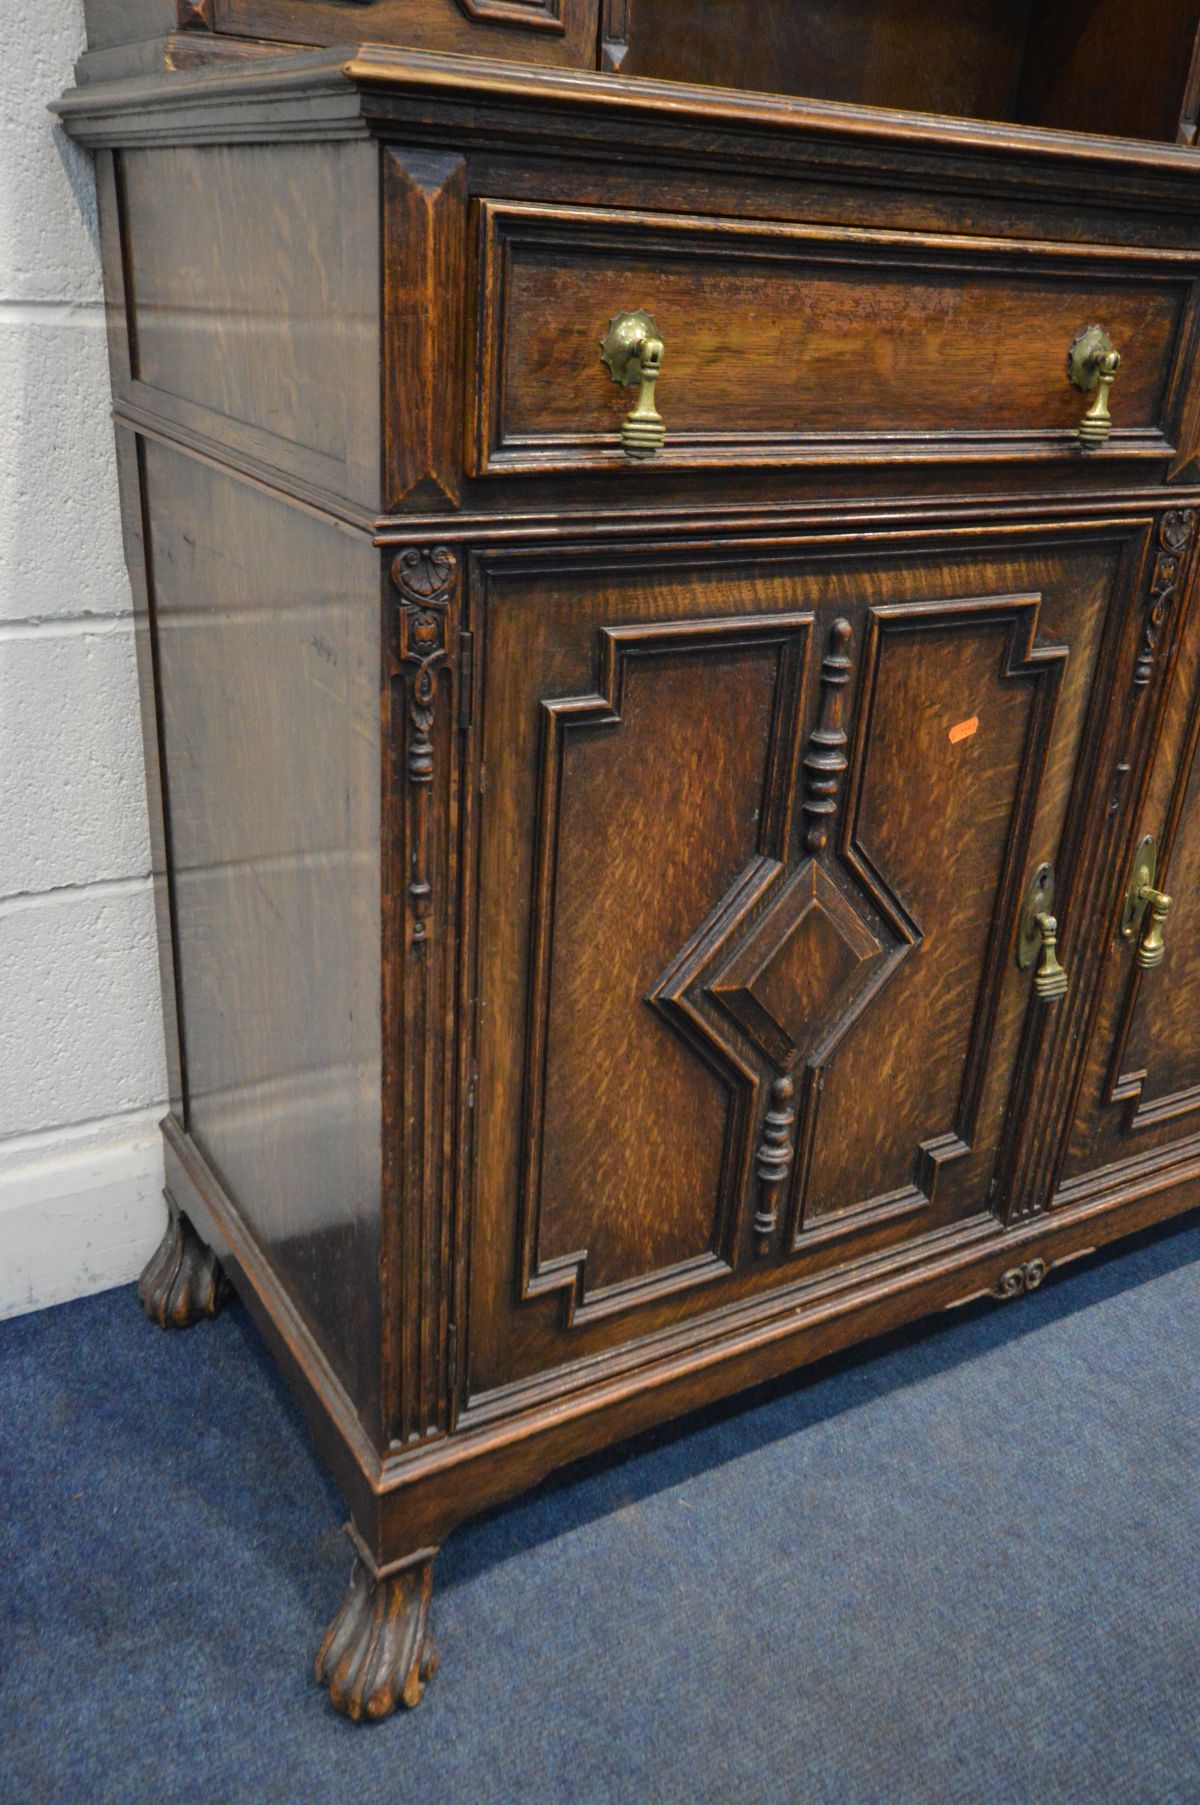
[471,202,1199,477]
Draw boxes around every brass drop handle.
[1122,835,1173,970]
[1068,324,1121,450]
[1136,888,1172,969]
[600,309,665,461]
[1031,913,1069,1000]
[1018,861,1069,1002]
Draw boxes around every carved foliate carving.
[1133,509,1197,688]
[391,547,458,943]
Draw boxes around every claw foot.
[137,1201,228,1328]
[316,1545,438,1724]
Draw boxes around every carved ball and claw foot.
[316,1537,439,1724]
[137,1201,229,1328]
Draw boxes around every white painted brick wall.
[0,0,169,1315]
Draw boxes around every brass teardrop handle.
[1122,834,1174,970]
[1017,861,1069,1001]
[1068,325,1121,450]
[600,309,665,461]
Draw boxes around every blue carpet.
[1,1215,1198,1805]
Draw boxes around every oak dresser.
[56,0,1200,1722]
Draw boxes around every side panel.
[116,143,381,511]
[138,437,384,1431]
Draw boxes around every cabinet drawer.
[470,200,1200,479]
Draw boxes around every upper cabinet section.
[81,0,1200,152]
[80,0,602,75]
[610,0,1200,148]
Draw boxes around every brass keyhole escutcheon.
[1122,834,1173,971]
[1068,324,1121,450]
[1018,861,1069,1001]
[600,308,665,461]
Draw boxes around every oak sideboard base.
[57,31,1200,1715]
[315,1535,439,1724]
[137,1200,229,1331]
[160,1103,1200,1513]
[155,1098,1200,1715]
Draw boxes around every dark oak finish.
[53,6,1200,1723]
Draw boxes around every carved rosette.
[390,547,458,943]
[137,1202,228,1329]
[316,1552,438,1724]
[1134,509,1197,688]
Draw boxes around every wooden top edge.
[50,38,1200,181]
[50,42,358,118]
[344,45,1200,174]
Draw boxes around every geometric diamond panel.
[708,860,885,1069]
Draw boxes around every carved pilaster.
[803,618,853,854]
[1133,509,1197,688]
[753,1074,795,1255]
[391,547,457,944]
[1109,508,1198,817]
[385,546,461,1448]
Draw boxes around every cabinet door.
[463,524,1140,1404]
[1061,511,1200,1200]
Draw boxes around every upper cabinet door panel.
[464,523,1141,1404]
[470,201,1200,481]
